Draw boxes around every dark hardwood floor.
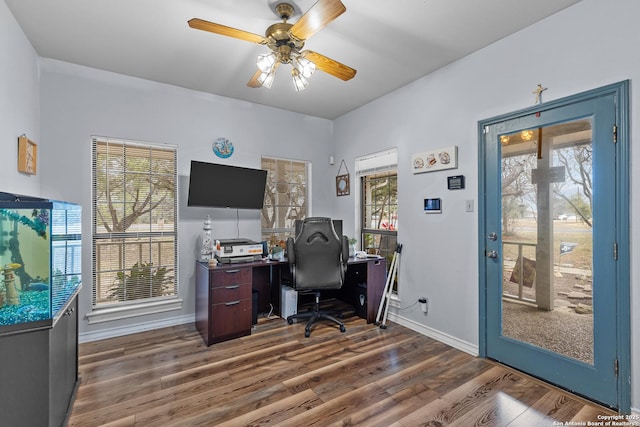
[68,305,615,426]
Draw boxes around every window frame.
[356,149,398,292]
[88,137,180,324]
[261,156,311,248]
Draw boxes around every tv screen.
[187,161,268,210]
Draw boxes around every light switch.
[465,200,474,212]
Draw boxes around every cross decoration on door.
[335,160,350,196]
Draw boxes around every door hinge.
[484,126,490,134]
[614,358,619,377]
[614,242,618,261]
[613,125,618,143]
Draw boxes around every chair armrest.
[341,236,349,268]
[286,237,296,265]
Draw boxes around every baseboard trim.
[388,312,479,356]
[79,314,195,343]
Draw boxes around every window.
[261,157,310,248]
[91,137,177,313]
[357,149,398,289]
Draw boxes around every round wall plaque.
[213,137,234,158]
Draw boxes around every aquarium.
[0,192,81,334]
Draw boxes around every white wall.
[333,0,639,410]
[0,0,40,195]
[38,59,334,338]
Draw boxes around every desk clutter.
[199,216,264,264]
[214,238,263,264]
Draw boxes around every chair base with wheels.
[286,290,346,337]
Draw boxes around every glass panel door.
[500,118,594,364]
[481,86,625,409]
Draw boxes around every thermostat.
[424,198,441,214]
[447,175,465,190]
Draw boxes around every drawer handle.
[225,285,240,289]
[225,300,240,306]
[225,269,241,274]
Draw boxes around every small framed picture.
[336,174,350,196]
[18,135,37,175]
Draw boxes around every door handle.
[488,232,498,241]
[487,250,498,258]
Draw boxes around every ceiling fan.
[188,0,356,91]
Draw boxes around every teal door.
[479,82,629,410]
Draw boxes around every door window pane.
[500,118,594,364]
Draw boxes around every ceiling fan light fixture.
[294,55,316,79]
[257,52,277,73]
[292,68,309,91]
[258,69,276,88]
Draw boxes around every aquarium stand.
[0,294,78,427]
[1,192,82,427]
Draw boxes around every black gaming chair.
[285,217,349,337]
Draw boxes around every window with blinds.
[92,138,177,307]
[261,157,310,248]
[356,148,398,291]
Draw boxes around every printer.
[214,238,263,263]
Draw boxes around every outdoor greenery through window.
[357,149,398,291]
[92,138,177,307]
[261,157,309,250]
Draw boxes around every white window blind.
[261,156,310,246]
[91,137,178,308]
[355,148,398,177]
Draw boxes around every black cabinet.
[0,295,78,427]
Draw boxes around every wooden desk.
[195,257,386,345]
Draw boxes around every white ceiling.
[6,0,581,120]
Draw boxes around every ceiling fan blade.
[302,51,356,81]
[247,69,263,88]
[289,0,346,41]
[188,18,266,44]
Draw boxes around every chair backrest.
[287,217,348,290]
[294,219,343,239]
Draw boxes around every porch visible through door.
[501,118,594,365]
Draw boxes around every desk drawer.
[210,267,251,287]
[211,298,251,339]
[211,283,251,304]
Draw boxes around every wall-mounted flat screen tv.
[187,160,268,210]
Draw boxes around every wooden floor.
[68,307,615,426]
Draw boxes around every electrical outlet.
[419,297,428,314]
